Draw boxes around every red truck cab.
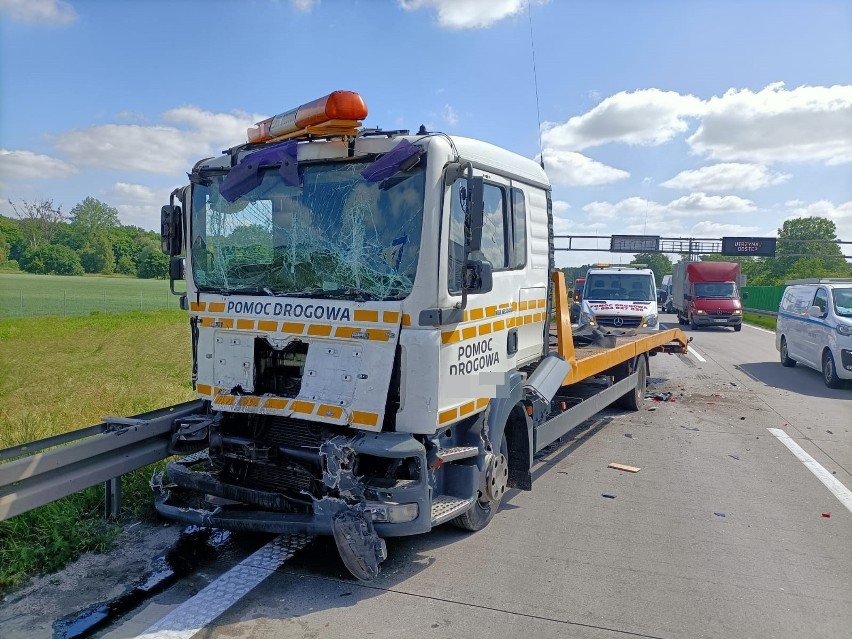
[672,261,745,332]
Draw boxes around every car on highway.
[776,278,852,388]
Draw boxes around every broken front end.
[155,410,431,580]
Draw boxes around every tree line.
[0,197,168,278]
[559,217,852,289]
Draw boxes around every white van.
[580,265,659,331]
[775,278,852,388]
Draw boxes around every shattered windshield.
[190,159,425,300]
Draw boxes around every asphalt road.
[89,318,852,638]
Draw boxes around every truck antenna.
[527,0,545,171]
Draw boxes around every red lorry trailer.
[672,261,744,331]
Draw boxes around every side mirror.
[463,259,493,294]
[169,256,185,281]
[742,291,749,300]
[161,205,183,256]
[808,305,824,318]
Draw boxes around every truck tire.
[823,350,843,389]
[452,434,508,532]
[615,354,647,411]
[689,314,698,330]
[734,323,742,332]
[779,337,796,367]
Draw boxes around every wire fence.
[0,276,183,319]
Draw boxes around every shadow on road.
[736,361,851,399]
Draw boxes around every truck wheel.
[734,324,742,332]
[822,351,843,389]
[615,354,647,411]
[779,337,796,367]
[452,434,508,532]
[689,315,698,330]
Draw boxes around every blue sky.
[1,0,851,267]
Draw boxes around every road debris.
[647,392,673,402]
[728,454,740,460]
[608,463,641,473]
[822,513,831,518]
[624,433,634,439]
[602,493,617,499]
[713,512,726,518]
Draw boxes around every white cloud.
[784,199,852,246]
[541,88,705,152]
[0,0,77,24]
[54,106,266,175]
[667,192,756,215]
[552,216,606,236]
[541,150,629,186]
[291,0,318,12]
[580,193,757,237]
[688,82,852,165]
[0,149,77,184]
[107,182,174,230]
[552,200,571,215]
[689,221,760,236]
[442,104,459,126]
[398,0,541,30]
[583,196,664,222]
[661,163,790,192]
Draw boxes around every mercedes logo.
[613,317,624,327]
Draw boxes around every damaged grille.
[241,461,315,495]
[212,413,340,499]
[260,416,324,449]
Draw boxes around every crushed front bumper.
[153,432,433,539]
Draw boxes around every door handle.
[507,328,519,356]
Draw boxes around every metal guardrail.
[0,400,204,521]
[743,308,778,318]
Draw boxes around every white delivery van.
[580,265,659,331]
[776,278,852,388]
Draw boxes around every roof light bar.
[247,91,368,144]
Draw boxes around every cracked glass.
[190,159,426,301]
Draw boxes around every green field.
[0,310,195,591]
[0,273,182,319]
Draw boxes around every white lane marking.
[688,345,706,362]
[139,534,312,639]
[768,428,852,514]
[744,323,775,335]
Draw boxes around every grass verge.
[743,312,777,331]
[0,310,194,593]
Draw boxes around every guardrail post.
[104,477,121,519]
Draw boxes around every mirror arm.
[454,162,474,312]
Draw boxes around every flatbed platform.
[551,272,689,386]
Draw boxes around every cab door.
[437,170,546,421]
[804,287,830,367]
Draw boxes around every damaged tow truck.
[154,91,689,580]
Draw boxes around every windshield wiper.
[219,286,277,296]
[301,288,377,302]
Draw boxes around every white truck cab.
[580,265,659,330]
